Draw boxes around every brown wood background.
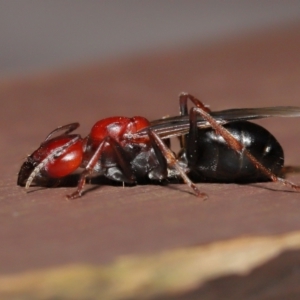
[1,23,300,299]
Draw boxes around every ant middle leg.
[148,129,207,199]
[188,105,300,192]
[66,136,136,200]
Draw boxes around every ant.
[17,93,300,199]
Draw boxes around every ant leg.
[189,106,300,192]
[148,129,207,199]
[66,136,136,200]
[178,93,211,149]
[45,123,80,141]
[147,130,168,180]
[179,92,211,116]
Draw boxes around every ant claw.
[66,191,82,200]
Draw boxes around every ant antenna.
[25,136,80,190]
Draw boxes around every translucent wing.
[144,106,300,139]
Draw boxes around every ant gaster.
[18,93,300,199]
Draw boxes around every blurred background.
[1,0,300,77]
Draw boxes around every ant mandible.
[17,93,300,199]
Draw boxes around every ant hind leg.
[178,93,211,149]
[188,105,300,192]
[179,92,211,116]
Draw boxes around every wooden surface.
[1,23,300,299]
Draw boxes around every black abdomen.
[188,121,284,182]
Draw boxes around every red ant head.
[17,135,84,187]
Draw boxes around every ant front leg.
[66,136,136,200]
[148,129,208,199]
[188,105,300,192]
